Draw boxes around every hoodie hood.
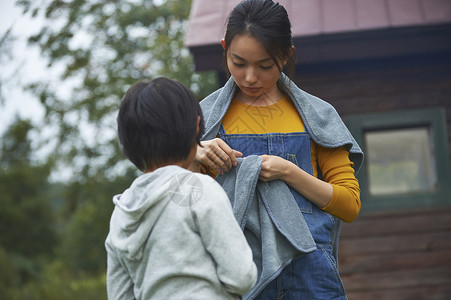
[107,165,185,260]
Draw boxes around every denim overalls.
[218,125,347,300]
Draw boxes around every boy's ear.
[221,39,226,49]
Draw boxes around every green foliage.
[0,117,126,298]
[1,0,219,297]
[59,172,133,275]
[7,261,107,300]
[0,247,20,298]
[0,27,15,105]
[0,121,55,253]
[19,0,218,183]
[0,119,57,285]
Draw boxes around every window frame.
[345,107,451,211]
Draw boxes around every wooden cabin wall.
[294,53,451,171]
[295,54,451,299]
[339,207,451,299]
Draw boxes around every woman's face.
[224,34,283,104]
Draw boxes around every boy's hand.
[196,138,242,174]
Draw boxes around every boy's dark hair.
[224,0,295,78]
[117,77,204,172]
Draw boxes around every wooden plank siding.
[339,208,451,299]
[294,53,451,299]
[294,53,451,171]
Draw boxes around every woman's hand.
[196,138,242,174]
[258,155,290,182]
[260,154,333,208]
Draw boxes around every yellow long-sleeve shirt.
[219,96,360,223]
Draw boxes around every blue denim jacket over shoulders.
[200,73,364,174]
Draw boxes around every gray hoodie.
[105,165,257,300]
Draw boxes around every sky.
[0,0,47,136]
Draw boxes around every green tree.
[0,27,14,104]
[0,118,56,285]
[0,1,219,297]
[58,170,134,275]
[17,0,218,186]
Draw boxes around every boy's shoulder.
[168,168,225,195]
[185,171,224,194]
[166,169,229,209]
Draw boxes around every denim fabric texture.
[215,154,316,300]
[218,126,347,300]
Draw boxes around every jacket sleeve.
[105,241,135,300]
[193,176,257,296]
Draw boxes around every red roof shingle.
[186,0,451,47]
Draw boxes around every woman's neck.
[235,88,285,107]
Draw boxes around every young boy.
[105,77,257,299]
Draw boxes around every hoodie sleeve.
[193,175,258,296]
[105,241,135,300]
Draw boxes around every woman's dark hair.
[224,0,295,77]
[117,77,204,172]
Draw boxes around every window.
[365,127,437,196]
[346,108,451,211]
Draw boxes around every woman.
[195,0,364,299]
